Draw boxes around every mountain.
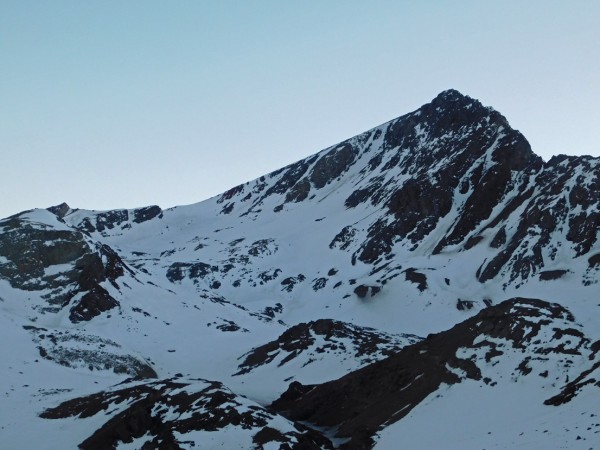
[1,90,598,449]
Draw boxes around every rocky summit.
[1,90,599,449]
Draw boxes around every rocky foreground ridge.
[0,90,598,449]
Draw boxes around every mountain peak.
[436,88,469,100]
[429,88,479,108]
[413,89,493,128]
[417,89,505,130]
[46,202,70,218]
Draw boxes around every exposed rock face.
[133,205,163,223]
[46,202,70,218]
[166,261,218,283]
[309,142,358,189]
[69,286,120,323]
[0,211,131,321]
[544,345,600,407]
[41,377,332,450]
[0,223,88,290]
[75,205,163,233]
[403,268,427,291]
[235,319,420,376]
[353,284,381,298]
[271,299,592,449]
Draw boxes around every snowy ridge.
[40,376,332,450]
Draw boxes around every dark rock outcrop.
[235,319,420,376]
[353,284,381,298]
[47,202,71,218]
[0,214,129,321]
[69,286,119,323]
[41,377,331,450]
[309,143,357,189]
[75,205,162,233]
[271,298,587,449]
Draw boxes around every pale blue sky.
[1,1,599,218]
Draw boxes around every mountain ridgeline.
[213,89,597,285]
[0,90,599,449]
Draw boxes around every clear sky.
[1,1,599,218]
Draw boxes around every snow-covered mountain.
[1,90,599,449]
